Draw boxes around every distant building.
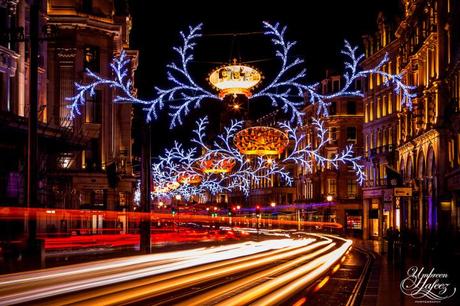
[0,0,137,236]
[299,74,364,233]
[46,0,137,214]
[227,111,297,218]
[361,0,459,242]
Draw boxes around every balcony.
[368,144,396,162]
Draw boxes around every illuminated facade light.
[209,63,262,98]
[234,126,289,156]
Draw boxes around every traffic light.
[228,211,232,217]
[255,205,261,216]
[171,207,176,215]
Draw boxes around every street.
[0,232,357,305]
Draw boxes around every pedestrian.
[385,227,394,260]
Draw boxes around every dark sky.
[128,0,402,156]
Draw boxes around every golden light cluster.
[209,63,262,98]
[177,172,202,185]
[234,126,289,156]
[200,153,236,174]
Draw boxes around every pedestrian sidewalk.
[352,239,459,306]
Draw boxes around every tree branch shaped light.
[68,22,415,127]
[152,116,365,199]
[66,51,163,120]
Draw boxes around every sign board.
[394,187,412,197]
[383,189,393,203]
[363,189,382,198]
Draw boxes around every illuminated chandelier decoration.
[177,172,202,184]
[234,126,289,156]
[208,61,262,98]
[67,22,415,128]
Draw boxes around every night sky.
[128,0,402,156]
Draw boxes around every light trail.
[63,239,326,305]
[0,239,312,305]
[253,240,352,305]
[180,241,336,306]
[0,233,352,305]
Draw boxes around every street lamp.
[326,194,333,226]
[270,202,276,228]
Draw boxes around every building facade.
[0,0,137,236]
[298,75,364,232]
[362,0,459,242]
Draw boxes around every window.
[329,102,337,115]
[84,46,99,72]
[59,65,74,127]
[86,139,101,170]
[329,127,337,142]
[85,90,102,123]
[333,80,340,92]
[347,179,357,198]
[327,179,336,196]
[347,127,357,142]
[81,189,106,208]
[355,79,362,91]
[82,0,92,14]
[326,151,336,170]
[93,189,106,208]
[305,180,313,199]
[346,100,357,115]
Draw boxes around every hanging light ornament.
[177,172,202,184]
[166,181,180,190]
[234,126,289,156]
[208,59,262,98]
[200,153,236,174]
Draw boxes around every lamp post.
[326,195,333,222]
[174,194,181,232]
[270,202,276,227]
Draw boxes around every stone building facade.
[362,0,459,242]
[298,74,364,232]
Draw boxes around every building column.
[363,198,369,240]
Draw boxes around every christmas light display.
[152,116,365,199]
[68,22,415,126]
[66,51,161,120]
[67,21,416,200]
[234,126,289,156]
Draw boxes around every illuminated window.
[369,102,374,121]
[327,179,336,196]
[347,179,357,198]
[84,46,99,72]
[305,180,313,199]
[448,139,454,168]
[382,95,387,116]
[119,192,128,207]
